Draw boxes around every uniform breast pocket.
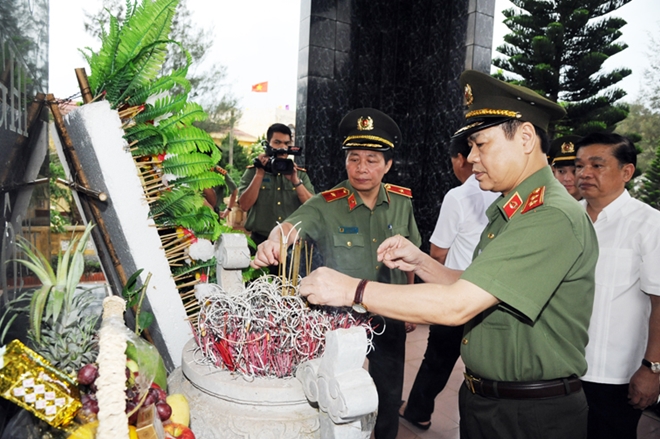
[595,248,634,289]
[332,233,366,274]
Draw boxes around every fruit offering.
[75,357,173,426]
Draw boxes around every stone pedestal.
[168,340,320,438]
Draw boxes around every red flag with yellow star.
[251,81,268,92]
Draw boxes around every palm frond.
[135,92,188,124]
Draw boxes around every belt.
[463,371,582,399]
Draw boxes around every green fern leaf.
[172,206,222,241]
[127,69,191,106]
[164,126,216,155]
[173,170,225,191]
[162,151,214,177]
[159,102,207,131]
[135,92,188,124]
[150,187,204,217]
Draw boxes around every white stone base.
[168,339,320,438]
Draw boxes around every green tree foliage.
[493,0,632,137]
[639,141,660,210]
[84,0,240,129]
[615,102,660,173]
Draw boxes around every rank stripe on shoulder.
[521,186,546,214]
[384,183,413,198]
[322,187,350,202]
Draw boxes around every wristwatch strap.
[642,358,660,373]
[353,279,369,307]
[293,180,303,187]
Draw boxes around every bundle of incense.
[0,340,81,427]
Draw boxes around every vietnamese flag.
[251,81,268,92]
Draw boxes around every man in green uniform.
[238,123,315,246]
[252,108,421,439]
[297,71,599,439]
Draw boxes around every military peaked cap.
[452,70,566,139]
[339,108,402,152]
[548,135,582,167]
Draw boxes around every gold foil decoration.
[0,340,81,428]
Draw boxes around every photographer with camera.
[238,123,315,247]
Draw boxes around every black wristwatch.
[352,279,369,313]
[642,358,660,373]
[292,180,303,187]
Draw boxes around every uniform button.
[488,233,495,239]
[462,338,468,345]
[277,201,281,205]
[347,241,352,247]
[277,187,281,191]
[278,217,282,221]
[261,186,266,190]
[375,265,379,270]
[372,238,377,243]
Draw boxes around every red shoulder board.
[521,186,546,214]
[322,187,350,202]
[503,192,523,219]
[214,166,228,175]
[384,183,413,198]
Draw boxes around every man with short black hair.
[252,108,421,439]
[238,123,315,246]
[298,71,599,439]
[575,132,660,439]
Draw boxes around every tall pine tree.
[493,0,632,137]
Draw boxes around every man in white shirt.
[575,132,660,439]
[400,138,499,430]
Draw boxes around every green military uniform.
[450,70,598,439]
[238,166,314,237]
[460,166,597,382]
[286,108,418,439]
[285,180,421,283]
[286,179,420,439]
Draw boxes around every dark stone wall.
[296,0,469,250]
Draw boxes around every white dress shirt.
[429,175,499,270]
[581,190,660,384]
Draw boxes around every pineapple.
[8,223,103,375]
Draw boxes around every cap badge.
[357,116,374,131]
[464,84,474,106]
[561,141,575,154]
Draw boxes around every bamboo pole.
[75,68,93,104]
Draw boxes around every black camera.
[254,140,303,175]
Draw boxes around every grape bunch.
[76,360,172,425]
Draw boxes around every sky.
[49,0,656,111]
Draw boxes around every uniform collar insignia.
[347,193,358,211]
[521,186,546,214]
[502,192,523,219]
